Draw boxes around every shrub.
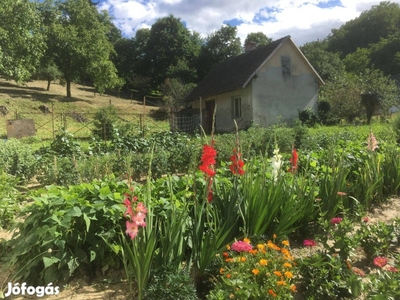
[0,170,21,229]
[145,267,198,300]
[5,178,127,285]
[0,139,37,182]
[298,108,318,127]
[92,105,118,140]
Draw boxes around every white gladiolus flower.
[271,146,283,182]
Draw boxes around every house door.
[205,100,215,134]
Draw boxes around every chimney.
[245,41,257,53]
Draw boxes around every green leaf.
[83,213,91,232]
[43,256,60,269]
[90,250,96,262]
[68,206,82,217]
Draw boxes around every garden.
[1,108,400,299]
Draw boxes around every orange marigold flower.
[283,262,292,268]
[250,249,258,255]
[284,271,293,279]
[290,285,297,292]
[219,268,225,274]
[268,289,277,297]
[259,259,268,266]
[282,240,290,246]
[226,273,232,279]
[240,256,246,262]
[243,238,251,244]
[225,258,233,263]
[273,271,282,277]
[252,269,259,275]
[223,252,229,258]
[226,244,231,250]
[277,280,286,286]
[273,233,277,239]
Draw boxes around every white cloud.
[98,0,400,45]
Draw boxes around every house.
[184,35,325,133]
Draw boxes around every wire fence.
[0,106,202,140]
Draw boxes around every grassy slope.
[0,78,168,140]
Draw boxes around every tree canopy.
[0,0,46,83]
[39,0,121,98]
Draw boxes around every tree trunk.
[47,80,51,91]
[66,79,72,98]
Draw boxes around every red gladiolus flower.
[288,148,298,173]
[229,148,245,175]
[373,256,388,268]
[199,144,217,177]
[303,239,317,247]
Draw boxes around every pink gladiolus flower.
[337,191,347,196]
[367,130,379,151]
[126,221,139,239]
[132,212,146,227]
[303,239,317,247]
[373,256,388,268]
[231,241,253,252]
[331,217,343,225]
[136,202,148,214]
[363,217,369,223]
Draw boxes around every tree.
[244,32,272,51]
[327,1,400,57]
[320,74,364,123]
[360,69,400,122]
[343,48,371,74]
[196,25,242,80]
[300,40,345,82]
[0,0,45,83]
[145,15,199,88]
[160,78,196,114]
[369,33,400,76]
[40,0,120,98]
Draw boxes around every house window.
[232,96,242,118]
[281,56,291,76]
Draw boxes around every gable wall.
[252,39,319,127]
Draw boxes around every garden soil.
[1,198,399,299]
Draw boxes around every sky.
[96,0,400,46]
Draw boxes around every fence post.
[52,103,55,139]
[142,96,146,134]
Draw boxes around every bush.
[299,108,318,127]
[0,139,37,182]
[0,170,21,229]
[145,267,198,300]
[6,178,127,285]
[92,105,119,141]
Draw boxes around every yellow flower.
[226,244,231,250]
[252,269,259,275]
[273,271,282,277]
[273,233,277,239]
[282,240,290,246]
[219,268,225,274]
[259,259,268,266]
[277,280,286,286]
[257,244,265,251]
[243,238,251,244]
[283,262,292,268]
[284,271,293,279]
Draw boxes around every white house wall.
[191,86,253,133]
[252,40,319,127]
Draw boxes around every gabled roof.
[185,35,324,102]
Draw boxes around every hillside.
[0,78,167,139]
